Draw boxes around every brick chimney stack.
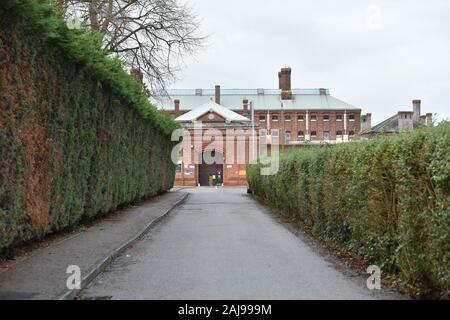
[398,111,414,131]
[215,85,221,105]
[130,68,144,85]
[243,99,249,111]
[426,113,433,126]
[278,67,292,100]
[412,99,421,123]
[174,99,180,113]
[361,113,372,132]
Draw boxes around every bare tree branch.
[58,0,205,94]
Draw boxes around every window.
[176,161,182,173]
[298,131,304,139]
[272,115,279,122]
[323,115,330,122]
[324,131,330,141]
[259,115,266,122]
[285,131,291,141]
[310,131,317,138]
[284,115,291,122]
[336,115,343,121]
[349,115,355,121]
[298,115,304,121]
[271,129,279,137]
[336,130,343,137]
[310,115,317,121]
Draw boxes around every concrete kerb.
[55,192,189,300]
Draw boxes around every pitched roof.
[174,100,250,122]
[370,114,424,133]
[152,88,360,111]
[371,114,399,133]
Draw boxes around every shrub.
[247,124,450,298]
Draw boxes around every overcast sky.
[171,0,450,125]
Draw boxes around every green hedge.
[0,0,178,250]
[247,124,450,298]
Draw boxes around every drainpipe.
[250,101,256,162]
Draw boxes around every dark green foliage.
[0,0,177,250]
[247,124,450,298]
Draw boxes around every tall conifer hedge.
[0,0,179,250]
[248,125,450,298]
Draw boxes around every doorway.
[198,150,223,186]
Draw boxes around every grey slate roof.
[370,114,423,133]
[151,88,360,111]
[370,114,399,133]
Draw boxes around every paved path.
[81,187,402,300]
[0,191,187,300]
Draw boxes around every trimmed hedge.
[0,0,178,250]
[247,124,450,298]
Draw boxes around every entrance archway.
[198,150,223,186]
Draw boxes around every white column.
[343,110,349,142]
[306,110,309,133]
[305,110,310,141]
[344,110,347,134]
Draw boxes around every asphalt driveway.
[80,187,402,300]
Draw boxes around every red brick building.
[154,67,362,186]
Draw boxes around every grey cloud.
[175,0,450,124]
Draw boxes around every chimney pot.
[215,85,221,104]
[174,99,180,112]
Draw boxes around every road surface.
[80,187,401,300]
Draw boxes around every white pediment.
[175,100,250,123]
